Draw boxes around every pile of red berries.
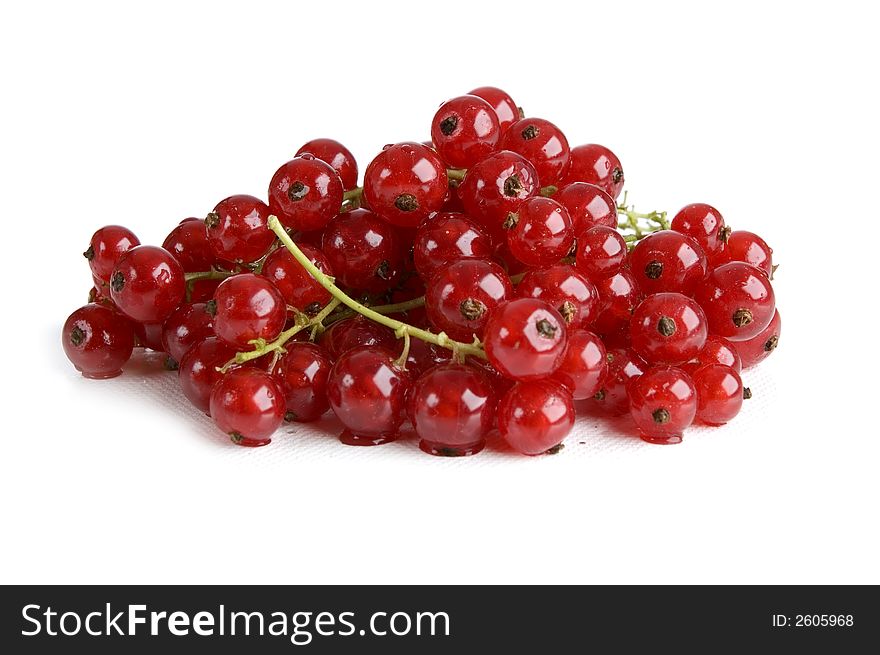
[62,86,781,456]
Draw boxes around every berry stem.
[184,269,236,283]
[616,191,669,247]
[446,168,467,182]
[324,295,426,325]
[268,215,487,360]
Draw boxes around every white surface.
[1,0,877,585]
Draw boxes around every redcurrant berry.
[504,196,574,267]
[670,203,728,258]
[559,144,624,200]
[629,230,708,296]
[319,316,396,359]
[296,138,358,190]
[178,337,238,414]
[62,304,135,379]
[592,348,646,415]
[110,245,186,323]
[161,302,215,362]
[575,225,628,281]
[716,230,773,277]
[590,269,641,335]
[498,380,575,455]
[692,364,743,425]
[84,225,140,283]
[630,293,708,365]
[412,212,493,279]
[735,309,781,369]
[269,154,344,232]
[468,86,519,133]
[321,209,403,292]
[431,95,502,169]
[205,194,275,264]
[210,273,286,349]
[401,336,454,378]
[683,335,742,374]
[516,264,598,329]
[134,321,165,352]
[628,366,697,444]
[484,298,568,381]
[694,262,775,341]
[261,243,333,315]
[551,329,607,400]
[272,342,333,422]
[500,118,571,185]
[163,219,216,271]
[555,182,618,233]
[210,368,285,447]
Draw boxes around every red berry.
[592,348,646,415]
[210,273,286,349]
[590,269,641,334]
[134,321,165,352]
[500,117,571,185]
[498,380,575,455]
[551,329,607,400]
[269,154,344,232]
[575,225,628,281]
[327,346,411,445]
[692,364,743,425]
[163,219,216,271]
[210,368,285,447]
[178,337,238,414]
[505,196,574,267]
[409,364,495,456]
[412,212,493,279]
[628,366,697,444]
[62,304,135,379]
[716,230,773,277]
[205,194,275,264]
[261,243,333,315]
[629,230,708,296]
[467,355,516,400]
[430,95,502,169]
[110,245,186,323]
[484,298,567,381]
[468,86,519,133]
[296,138,358,190]
[272,342,333,422]
[670,203,727,258]
[630,293,708,365]
[735,309,781,369]
[458,150,539,244]
[321,208,403,292]
[694,262,775,341]
[319,316,396,358]
[363,142,448,228]
[425,258,512,341]
[400,337,453,378]
[84,225,140,283]
[516,264,598,329]
[555,182,618,233]
[161,302,215,362]
[683,335,742,374]
[560,144,624,200]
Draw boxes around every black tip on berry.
[652,408,671,424]
[645,261,663,280]
[376,260,391,280]
[439,115,458,136]
[70,326,85,346]
[657,316,676,337]
[164,356,179,371]
[436,447,466,457]
[288,181,308,201]
[764,334,779,352]
[535,318,558,338]
[205,300,217,317]
[503,174,523,198]
[205,211,221,230]
[544,443,565,455]
[732,308,753,328]
[503,212,519,229]
[394,194,419,212]
[229,432,244,445]
[83,245,95,261]
[284,411,298,422]
[304,301,322,316]
[559,301,576,324]
[593,389,606,401]
[517,106,525,119]
[110,271,125,293]
[612,166,623,184]
[459,298,486,321]
[718,225,732,244]
[521,124,539,140]
[743,387,753,400]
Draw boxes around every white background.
[1,0,877,585]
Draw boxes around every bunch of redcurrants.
[62,86,781,456]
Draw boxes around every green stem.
[447,168,467,182]
[268,216,487,360]
[324,295,426,325]
[184,269,236,283]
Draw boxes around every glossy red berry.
[62,304,135,379]
[269,154,344,232]
[484,298,567,381]
[592,348,647,415]
[628,366,697,444]
[716,230,773,277]
[694,262,775,341]
[555,182,618,233]
[693,364,743,425]
[163,219,216,271]
[684,335,742,374]
[670,203,728,258]
[409,364,495,456]
[551,329,607,400]
[400,337,454,378]
[134,321,165,352]
[327,346,410,446]
[629,230,708,296]
[178,337,238,414]
[575,225,628,281]
[273,342,333,422]
[296,138,358,190]
[425,258,512,341]
[261,243,333,315]
[735,309,781,369]
[458,150,539,244]
[500,117,570,185]
[590,269,641,335]
[505,196,574,267]
[363,142,448,228]
[210,273,286,348]
[161,302,214,362]
[110,245,186,323]
[84,225,140,283]
[210,368,285,447]
[319,315,396,359]
[498,380,575,455]
[412,212,493,279]
[630,293,708,365]
[468,86,519,133]
[559,144,624,200]
[516,265,598,329]
[205,194,274,264]
[431,95,502,169]
[321,209,403,292]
